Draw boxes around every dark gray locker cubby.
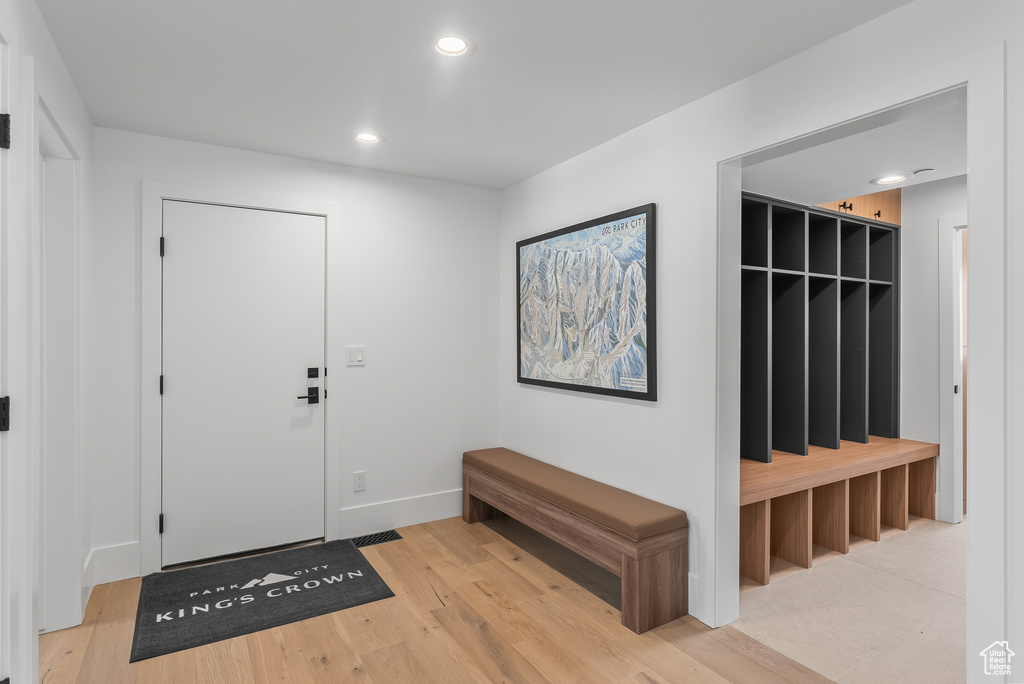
[772,205,805,273]
[840,221,867,279]
[869,283,898,437]
[741,270,771,462]
[869,227,894,282]
[809,277,839,449]
[771,273,807,456]
[740,193,899,460]
[742,198,769,268]
[840,281,868,443]
[809,214,838,276]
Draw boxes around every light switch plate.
[346,346,366,366]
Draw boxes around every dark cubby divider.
[771,273,807,455]
[809,277,839,449]
[741,270,771,462]
[840,281,868,443]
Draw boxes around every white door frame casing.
[1,46,43,684]
[938,213,967,525]
[715,42,1007,671]
[140,181,342,575]
[38,99,85,633]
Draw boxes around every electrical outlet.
[353,471,366,492]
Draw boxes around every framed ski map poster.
[516,203,657,401]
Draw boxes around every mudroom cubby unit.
[740,193,900,461]
[740,438,938,586]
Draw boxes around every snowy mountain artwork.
[517,204,657,401]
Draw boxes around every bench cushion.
[463,447,687,542]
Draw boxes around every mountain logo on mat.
[240,573,296,589]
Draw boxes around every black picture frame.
[517,203,657,401]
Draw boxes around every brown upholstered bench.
[462,447,688,633]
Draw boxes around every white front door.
[161,200,326,567]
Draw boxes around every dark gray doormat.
[130,539,393,662]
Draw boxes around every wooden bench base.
[740,437,938,585]
[463,463,687,634]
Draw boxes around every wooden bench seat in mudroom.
[462,447,689,633]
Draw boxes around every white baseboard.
[90,541,141,585]
[87,492,460,583]
[337,489,462,539]
[82,548,96,615]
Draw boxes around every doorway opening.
[717,86,972,677]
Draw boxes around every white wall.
[0,0,94,680]
[498,3,1020,675]
[900,175,968,443]
[89,128,501,579]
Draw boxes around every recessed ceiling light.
[356,133,382,143]
[870,174,909,185]
[435,35,470,56]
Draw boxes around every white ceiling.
[35,0,917,190]
[742,95,967,206]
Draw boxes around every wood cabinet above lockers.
[740,194,900,462]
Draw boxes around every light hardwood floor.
[40,516,828,684]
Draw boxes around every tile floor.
[731,516,967,683]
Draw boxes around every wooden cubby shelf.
[739,437,938,585]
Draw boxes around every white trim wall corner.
[715,43,1007,662]
[714,160,743,625]
[38,99,86,634]
[140,181,343,576]
[938,212,968,525]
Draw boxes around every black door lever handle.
[298,387,320,404]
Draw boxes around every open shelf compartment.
[741,269,771,462]
[869,226,895,282]
[809,214,838,276]
[771,273,807,455]
[772,205,806,273]
[840,221,867,279]
[808,277,839,449]
[742,198,769,268]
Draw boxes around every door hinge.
[1,112,10,149]
[0,396,10,432]
[160,236,165,256]
[1,676,11,684]
[954,384,959,394]
[160,375,164,395]
[324,366,327,377]
[159,514,164,534]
